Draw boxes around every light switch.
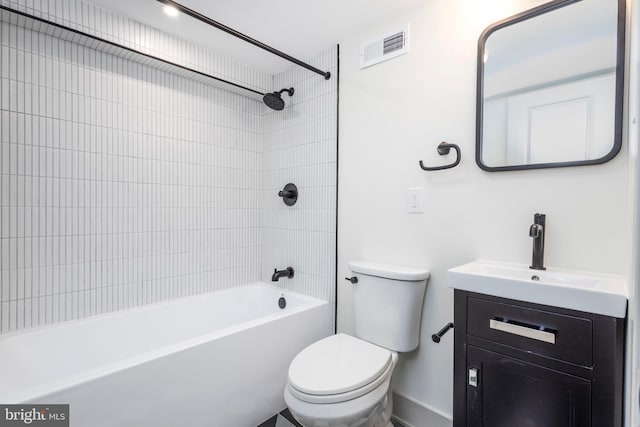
[469,368,478,387]
[407,187,423,214]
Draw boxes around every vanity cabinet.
[453,290,625,427]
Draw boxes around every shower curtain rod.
[156,0,332,80]
[0,4,265,100]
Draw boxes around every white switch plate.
[407,187,423,214]
[469,368,478,387]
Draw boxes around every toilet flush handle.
[344,277,358,284]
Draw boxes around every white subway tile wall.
[262,47,338,303]
[0,0,269,92]
[0,0,338,333]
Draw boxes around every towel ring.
[419,142,461,171]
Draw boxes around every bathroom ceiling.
[87,0,424,75]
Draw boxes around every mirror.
[476,0,625,171]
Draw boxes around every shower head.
[263,88,295,111]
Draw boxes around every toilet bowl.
[284,334,398,427]
[284,261,430,427]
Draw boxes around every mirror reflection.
[477,0,623,171]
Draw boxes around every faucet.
[272,267,294,281]
[529,213,546,270]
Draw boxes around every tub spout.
[272,267,294,281]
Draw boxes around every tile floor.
[257,409,301,427]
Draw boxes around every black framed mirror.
[476,0,625,172]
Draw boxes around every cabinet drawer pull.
[489,318,556,344]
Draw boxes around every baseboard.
[392,392,452,427]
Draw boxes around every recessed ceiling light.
[163,5,179,17]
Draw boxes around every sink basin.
[448,260,627,318]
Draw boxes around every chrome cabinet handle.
[489,318,556,344]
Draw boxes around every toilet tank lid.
[349,261,430,281]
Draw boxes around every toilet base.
[285,383,393,427]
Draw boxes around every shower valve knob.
[278,183,298,206]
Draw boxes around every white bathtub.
[0,283,332,427]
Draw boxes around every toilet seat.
[287,334,394,404]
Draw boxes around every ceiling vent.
[360,25,410,69]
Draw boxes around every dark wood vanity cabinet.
[454,290,625,427]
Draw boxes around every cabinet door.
[466,346,591,427]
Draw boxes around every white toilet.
[284,261,430,427]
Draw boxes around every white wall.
[338,0,629,419]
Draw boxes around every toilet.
[284,261,430,427]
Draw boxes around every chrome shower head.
[263,87,294,111]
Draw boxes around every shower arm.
[156,0,332,80]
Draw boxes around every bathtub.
[0,283,332,427]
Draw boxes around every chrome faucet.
[529,213,546,270]
[272,267,294,281]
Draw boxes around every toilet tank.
[349,261,429,352]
